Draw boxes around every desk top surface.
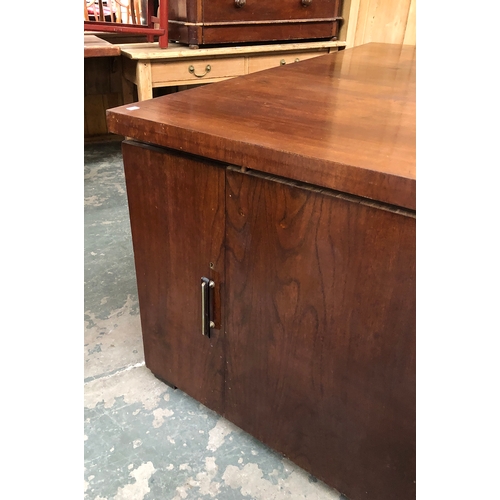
[107,43,416,210]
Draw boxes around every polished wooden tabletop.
[107,43,416,210]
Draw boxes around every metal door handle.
[201,277,215,337]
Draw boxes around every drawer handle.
[234,0,246,7]
[281,58,300,66]
[189,64,211,78]
[201,277,215,337]
[301,0,312,5]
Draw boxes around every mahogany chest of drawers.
[167,0,343,47]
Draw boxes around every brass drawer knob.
[235,0,246,7]
[301,0,313,5]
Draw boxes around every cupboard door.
[224,169,415,500]
[122,141,226,414]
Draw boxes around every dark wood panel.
[167,0,192,22]
[224,169,415,500]
[201,0,340,23]
[83,56,122,95]
[166,22,191,46]
[106,44,416,209]
[122,141,226,414]
[103,92,124,112]
[84,94,108,136]
[167,0,341,45]
[201,22,338,45]
[85,56,125,138]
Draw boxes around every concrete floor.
[84,140,346,500]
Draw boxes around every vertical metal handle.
[201,277,215,337]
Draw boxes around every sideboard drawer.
[151,57,246,85]
[248,50,330,73]
[202,0,340,23]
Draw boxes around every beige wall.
[340,0,416,48]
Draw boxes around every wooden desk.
[84,34,121,58]
[107,43,416,500]
[119,40,346,101]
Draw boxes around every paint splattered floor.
[84,140,345,500]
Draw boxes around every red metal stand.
[84,0,168,48]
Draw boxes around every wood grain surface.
[107,43,415,210]
[113,43,416,500]
[122,141,226,414]
[84,34,121,58]
[199,0,339,23]
[224,168,415,500]
[167,0,341,45]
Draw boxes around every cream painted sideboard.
[120,40,346,101]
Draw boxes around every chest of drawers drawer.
[202,0,339,23]
[168,0,342,47]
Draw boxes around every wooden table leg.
[120,59,135,105]
[136,61,153,101]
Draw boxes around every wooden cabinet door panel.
[224,169,415,500]
[122,141,226,414]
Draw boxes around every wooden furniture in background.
[84,0,416,139]
[120,40,346,101]
[106,43,416,500]
[85,38,346,138]
[167,0,343,48]
[84,34,122,57]
[84,34,126,139]
[84,0,169,48]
